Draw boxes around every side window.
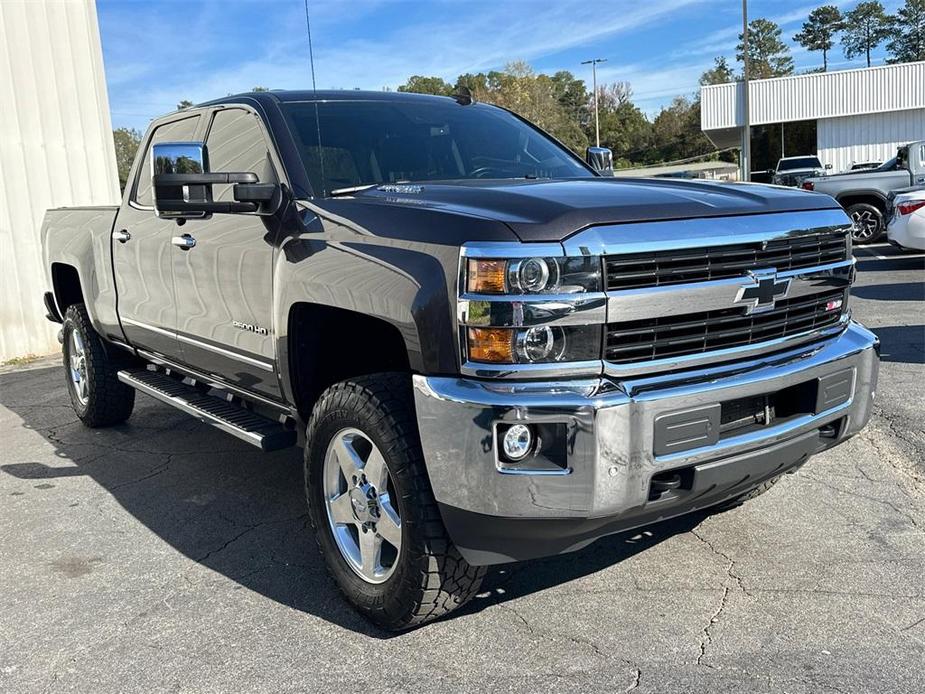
[133,115,201,207]
[206,109,277,202]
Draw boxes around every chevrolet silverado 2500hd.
[41,90,879,630]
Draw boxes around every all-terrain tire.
[305,373,485,630]
[710,475,782,513]
[61,303,135,427]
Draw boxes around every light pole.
[582,58,607,147]
[741,0,751,181]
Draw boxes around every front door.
[113,113,203,357]
[169,107,281,400]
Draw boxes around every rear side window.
[133,115,201,207]
[205,108,277,202]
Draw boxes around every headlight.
[467,325,601,364]
[466,257,600,295]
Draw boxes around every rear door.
[113,113,204,357]
[170,106,282,400]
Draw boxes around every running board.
[117,369,296,452]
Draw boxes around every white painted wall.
[818,109,925,173]
[702,61,925,131]
[0,0,119,362]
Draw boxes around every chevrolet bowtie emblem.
[734,269,791,314]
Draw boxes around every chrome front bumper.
[413,321,879,564]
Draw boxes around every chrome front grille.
[604,289,847,365]
[604,231,849,290]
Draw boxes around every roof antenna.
[453,86,475,105]
[303,0,326,195]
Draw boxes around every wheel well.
[288,303,411,419]
[837,194,886,214]
[51,263,84,314]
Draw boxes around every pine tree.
[737,19,795,79]
[794,5,844,70]
[887,0,925,63]
[841,1,893,67]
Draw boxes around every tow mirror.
[586,146,614,175]
[152,141,280,219]
[825,163,833,170]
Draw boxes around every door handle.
[171,234,197,250]
[113,229,131,243]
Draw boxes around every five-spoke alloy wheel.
[61,303,135,427]
[323,427,402,584]
[305,373,485,630]
[67,329,89,406]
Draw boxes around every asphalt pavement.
[0,243,923,693]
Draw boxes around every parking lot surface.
[1,244,923,693]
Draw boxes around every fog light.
[501,424,533,461]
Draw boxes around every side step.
[117,369,296,452]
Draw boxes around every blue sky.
[98,0,904,131]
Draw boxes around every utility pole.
[741,0,751,182]
[582,58,607,147]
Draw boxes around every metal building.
[0,0,119,362]
[700,61,925,179]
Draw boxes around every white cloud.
[102,0,703,127]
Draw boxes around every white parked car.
[887,188,925,251]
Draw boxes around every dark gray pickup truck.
[41,90,879,629]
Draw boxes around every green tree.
[112,127,142,192]
[842,1,893,67]
[887,0,925,63]
[699,57,736,85]
[737,18,795,79]
[177,99,193,110]
[595,82,652,166]
[251,86,270,92]
[445,63,589,153]
[397,75,454,95]
[648,96,715,165]
[793,5,844,70]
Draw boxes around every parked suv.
[41,90,879,629]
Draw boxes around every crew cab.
[803,140,925,243]
[41,90,879,630]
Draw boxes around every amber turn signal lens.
[467,327,514,363]
[467,259,507,294]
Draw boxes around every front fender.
[273,234,461,403]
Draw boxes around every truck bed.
[41,205,120,340]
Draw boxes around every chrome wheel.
[323,427,402,584]
[850,208,881,242]
[68,329,89,406]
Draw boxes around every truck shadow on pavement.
[869,325,925,364]
[0,365,702,638]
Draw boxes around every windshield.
[281,100,593,196]
[778,157,822,171]
[875,157,899,171]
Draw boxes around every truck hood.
[346,178,842,242]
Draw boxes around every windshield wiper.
[329,183,379,197]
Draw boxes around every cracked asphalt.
[1,244,923,693]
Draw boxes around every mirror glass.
[153,142,206,175]
[586,146,614,174]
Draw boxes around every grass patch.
[1,354,43,368]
